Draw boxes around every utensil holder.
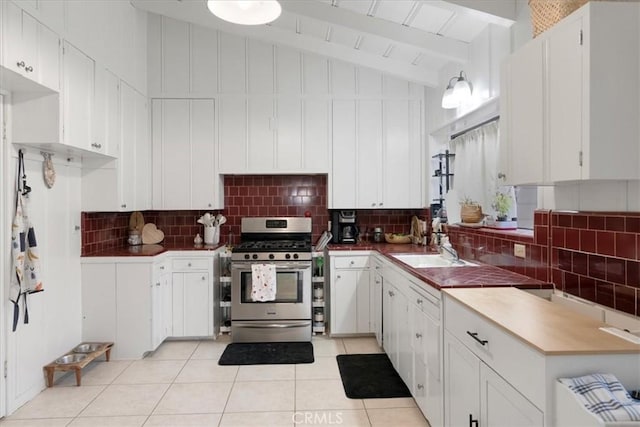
[204,226,220,245]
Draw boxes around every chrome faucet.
[440,244,460,262]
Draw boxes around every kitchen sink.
[391,253,477,268]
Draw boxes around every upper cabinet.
[62,41,94,152]
[1,0,60,91]
[151,99,222,210]
[331,99,423,209]
[501,1,640,185]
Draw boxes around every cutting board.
[142,223,165,244]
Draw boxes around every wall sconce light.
[441,71,473,109]
[206,0,282,25]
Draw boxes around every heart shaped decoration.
[142,223,165,245]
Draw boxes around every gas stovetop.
[232,217,313,262]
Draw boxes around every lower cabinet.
[444,331,544,427]
[329,253,373,335]
[170,254,214,338]
[370,256,384,347]
[382,279,410,383]
[81,260,159,360]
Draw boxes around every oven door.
[231,261,311,320]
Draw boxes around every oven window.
[240,271,303,303]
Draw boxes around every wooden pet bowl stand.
[43,342,113,387]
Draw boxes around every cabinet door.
[119,81,137,210]
[371,269,383,347]
[93,66,120,155]
[303,99,330,172]
[81,263,116,343]
[3,2,25,75]
[357,100,382,208]
[191,99,217,209]
[116,263,153,359]
[35,18,59,91]
[547,16,583,182]
[331,100,357,208]
[414,304,443,427]
[172,272,185,336]
[444,332,481,427]
[331,269,358,334]
[218,98,247,173]
[382,282,398,367]
[383,100,421,208]
[276,98,302,170]
[151,277,163,350]
[161,270,173,340]
[247,97,275,172]
[62,41,94,151]
[397,290,411,386]
[134,91,151,210]
[480,363,544,427]
[184,272,212,337]
[356,268,371,333]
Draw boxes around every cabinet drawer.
[444,296,545,409]
[333,256,369,269]
[172,258,210,271]
[409,285,440,320]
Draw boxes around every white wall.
[3,141,82,414]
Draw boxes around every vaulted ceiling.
[132,0,516,87]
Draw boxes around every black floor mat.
[337,353,412,399]
[218,342,314,365]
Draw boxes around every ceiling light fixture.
[206,0,282,26]
[441,71,473,109]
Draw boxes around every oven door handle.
[231,263,311,271]
[233,321,311,329]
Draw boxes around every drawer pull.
[469,414,479,427]
[415,332,422,339]
[416,298,423,305]
[466,331,488,346]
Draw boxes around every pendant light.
[441,71,473,109]
[206,0,282,25]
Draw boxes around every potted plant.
[491,189,513,221]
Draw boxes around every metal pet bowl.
[73,343,103,353]
[55,354,87,365]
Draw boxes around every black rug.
[337,354,411,399]
[218,342,314,365]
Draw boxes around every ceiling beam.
[132,0,440,87]
[279,0,469,64]
[436,0,517,27]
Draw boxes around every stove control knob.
[244,254,250,260]
[269,254,275,260]
[252,254,258,260]
[285,254,291,259]
[293,254,299,260]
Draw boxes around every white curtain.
[450,121,505,217]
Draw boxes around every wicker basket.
[384,233,412,244]
[460,204,484,224]
[529,0,589,37]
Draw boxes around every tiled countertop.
[82,243,226,257]
[327,242,551,291]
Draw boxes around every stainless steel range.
[231,217,312,342]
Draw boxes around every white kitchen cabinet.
[382,277,410,383]
[501,2,640,185]
[247,97,275,172]
[93,65,120,157]
[370,256,384,347]
[62,41,93,152]
[151,99,221,210]
[218,97,247,174]
[329,254,372,335]
[501,38,545,186]
[81,81,150,211]
[443,331,543,427]
[1,1,59,91]
[152,258,171,350]
[331,99,423,209]
[81,259,161,360]
[170,255,214,337]
[410,285,442,427]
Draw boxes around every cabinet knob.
[25,65,33,73]
[188,263,192,267]
[201,276,206,280]
[388,290,394,297]
[337,275,341,279]
[498,172,506,180]
[208,203,212,207]
[416,298,423,305]
[415,332,422,339]
[160,266,164,270]
[16,61,25,68]
[417,383,424,390]
[375,280,380,284]
[378,202,383,206]
[350,261,354,265]
[371,202,376,207]
[156,282,160,287]
[121,204,126,208]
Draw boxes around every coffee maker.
[331,211,359,244]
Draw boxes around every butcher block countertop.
[444,287,640,355]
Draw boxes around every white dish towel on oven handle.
[251,264,277,302]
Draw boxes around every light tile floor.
[1,336,431,427]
